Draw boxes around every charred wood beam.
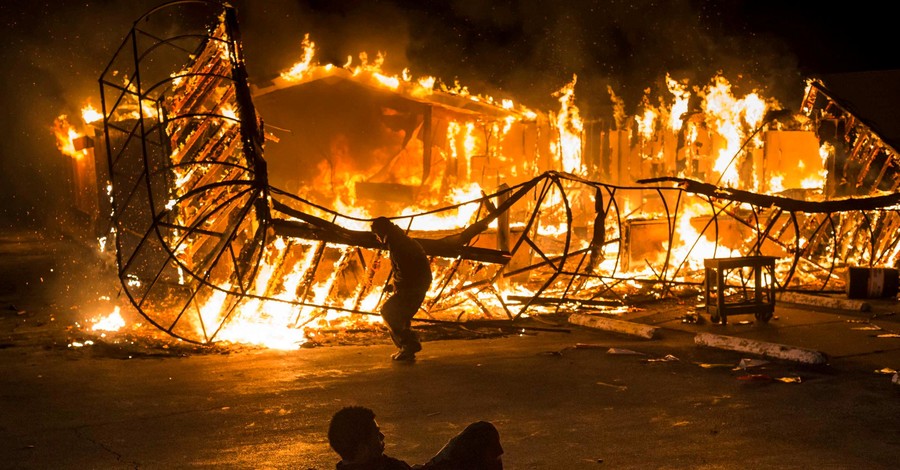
[270,217,511,264]
[505,295,623,307]
[413,317,571,333]
[640,177,900,213]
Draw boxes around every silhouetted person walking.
[371,217,432,361]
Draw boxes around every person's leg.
[424,421,503,470]
[386,290,427,355]
[380,294,406,350]
[396,289,426,353]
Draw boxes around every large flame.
[552,75,584,174]
[703,76,767,187]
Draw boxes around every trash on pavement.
[696,363,733,369]
[775,376,802,383]
[644,354,679,362]
[737,374,774,382]
[736,358,769,369]
[606,348,646,355]
[851,325,882,331]
[596,381,628,391]
[574,343,608,349]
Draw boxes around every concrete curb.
[694,332,828,365]
[568,313,658,339]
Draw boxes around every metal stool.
[704,256,777,324]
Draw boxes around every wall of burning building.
[248,36,559,222]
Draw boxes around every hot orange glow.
[666,74,690,132]
[52,115,84,159]
[670,203,740,273]
[92,306,126,332]
[552,75,584,174]
[81,104,103,124]
[281,34,317,81]
[703,76,767,187]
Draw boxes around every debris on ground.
[774,376,802,383]
[851,325,882,331]
[681,312,704,324]
[606,348,646,355]
[696,363,734,369]
[644,354,679,363]
[737,373,802,383]
[737,374,773,382]
[595,381,627,391]
[736,358,769,370]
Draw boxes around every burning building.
[55,1,900,348]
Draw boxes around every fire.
[666,74,690,132]
[52,115,84,159]
[769,174,785,193]
[703,76,768,187]
[191,237,381,350]
[552,75,584,174]
[82,104,103,124]
[53,104,104,160]
[280,34,317,81]
[801,142,833,190]
[669,202,740,274]
[81,1,855,350]
[92,306,126,332]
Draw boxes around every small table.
[704,256,777,324]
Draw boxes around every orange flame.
[552,75,584,174]
[92,306,126,332]
[52,115,84,159]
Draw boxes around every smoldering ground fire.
[53,1,900,350]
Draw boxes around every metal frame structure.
[101,1,900,345]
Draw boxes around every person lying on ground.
[328,405,503,470]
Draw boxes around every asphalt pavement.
[2,225,900,469]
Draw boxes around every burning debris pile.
[54,1,900,349]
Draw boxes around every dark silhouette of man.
[328,406,503,470]
[371,217,432,361]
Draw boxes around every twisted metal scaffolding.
[101,1,900,345]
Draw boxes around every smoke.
[238,0,806,117]
[0,0,164,226]
[2,0,895,227]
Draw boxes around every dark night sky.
[1,0,898,226]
